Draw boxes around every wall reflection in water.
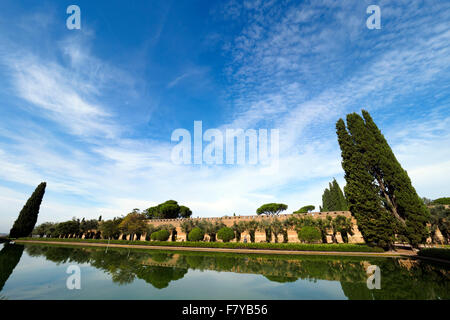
[0,243,449,299]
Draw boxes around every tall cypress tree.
[360,110,429,245]
[320,179,348,211]
[328,181,339,210]
[336,111,429,248]
[331,179,348,211]
[320,188,331,211]
[9,182,47,238]
[336,117,395,249]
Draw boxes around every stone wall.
[118,211,365,244]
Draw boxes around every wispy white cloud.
[8,55,119,138]
[167,73,191,88]
[167,66,211,89]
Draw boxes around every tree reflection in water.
[0,244,24,291]
[14,244,450,299]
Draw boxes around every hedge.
[15,237,384,252]
[418,248,450,261]
[297,226,322,243]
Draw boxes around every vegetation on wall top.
[143,200,192,219]
[256,203,288,215]
[294,205,315,214]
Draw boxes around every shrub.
[151,229,170,241]
[188,227,204,241]
[297,226,322,243]
[217,227,235,242]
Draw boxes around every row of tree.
[32,212,355,245]
[180,215,354,244]
[33,217,103,239]
[422,197,450,206]
[31,200,192,240]
[32,212,177,242]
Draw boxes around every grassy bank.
[17,237,384,252]
[418,248,450,261]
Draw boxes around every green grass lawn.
[16,237,384,252]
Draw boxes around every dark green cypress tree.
[360,110,429,246]
[336,111,430,248]
[321,179,348,211]
[9,182,47,238]
[332,179,348,211]
[320,188,331,211]
[328,181,339,210]
[336,117,395,249]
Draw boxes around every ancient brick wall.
[119,211,365,244]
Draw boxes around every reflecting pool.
[0,243,448,299]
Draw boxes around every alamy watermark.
[66,4,380,31]
[366,5,381,30]
[66,265,81,290]
[171,121,279,166]
[366,265,381,289]
[66,5,81,30]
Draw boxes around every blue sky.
[0,0,449,232]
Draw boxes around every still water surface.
[0,243,448,299]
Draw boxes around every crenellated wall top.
[145,211,352,225]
